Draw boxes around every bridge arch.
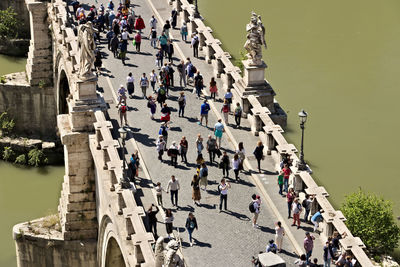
[55,51,70,115]
[98,215,128,267]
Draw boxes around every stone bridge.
[10,0,374,266]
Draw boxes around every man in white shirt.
[121,29,129,44]
[218,178,231,212]
[149,15,157,29]
[251,194,261,228]
[166,175,180,207]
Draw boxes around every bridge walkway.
[93,0,325,265]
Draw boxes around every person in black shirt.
[146,204,159,238]
[194,71,203,98]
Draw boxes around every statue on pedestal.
[154,236,184,267]
[77,22,96,80]
[244,12,267,66]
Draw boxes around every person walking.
[220,151,230,178]
[185,212,198,246]
[274,221,285,253]
[149,69,158,92]
[282,163,291,193]
[191,174,201,206]
[180,22,188,42]
[191,33,199,58]
[199,163,208,191]
[134,31,141,52]
[166,175,180,207]
[236,142,246,171]
[224,88,233,111]
[303,194,314,223]
[134,15,145,33]
[160,103,171,122]
[149,27,157,48]
[163,20,171,36]
[291,198,302,229]
[146,204,159,238]
[168,141,179,167]
[167,40,174,63]
[195,134,204,155]
[209,77,218,101]
[118,100,128,126]
[157,85,167,107]
[158,32,168,56]
[177,60,186,88]
[323,240,334,267]
[129,151,139,182]
[156,48,164,69]
[287,188,295,218]
[206,135,218,164]
[221,100,229,124]
[155,182,166,206]
[214,119,225,147]
[140,73,149,99]
[171,8,178,28]
[194,71,204,98]
[156,135,166,161]
[304,232,315,265]
[234,102,242,127]
[253,141,264,173]
[164,209,174,239]
[126,72,135,98]
[218,178,231,212]
[232,153,241,181]
[168,63,175,87]
[179,136,188,163]
[251,194,261,228]
[277,171,284,195]
[149,15,157,29]
[175,91,186,117]
[147,96,157,119]
[111,34,119,57]
[199,99,210,126]
[117,84,127,106]
[119,39,127,65]
[159,122,169,144]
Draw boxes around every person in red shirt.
[134,15,145,33]
[282,163,291,193]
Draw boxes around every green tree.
[0,7,21,38]
[28,148,48,167]
[341,189,400,256]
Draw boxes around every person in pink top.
[134,32,142,52]
[209,77,218,101]
[282,163,291,193]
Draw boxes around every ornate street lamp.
[194,0,200,18]
[118,127,128,188]
[297,109,308,171]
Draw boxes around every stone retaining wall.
[0,38,29,57]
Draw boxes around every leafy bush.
[0,112,15,136]
[0,7,21,38]
[234,51,247,73]
[341,189,400,256]
[0,76,6,84]
[14,154,26,165]
[28,148,48,167]
[2,146,15,161]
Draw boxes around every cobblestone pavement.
[91,0,325,265]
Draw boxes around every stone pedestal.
[233,59,275,115]
[258,252,286,267]
[26,0,53,86]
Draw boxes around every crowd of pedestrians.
[69,1,357,265]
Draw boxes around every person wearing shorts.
[199,99,210,126]
[214,119,225,147]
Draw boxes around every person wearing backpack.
[159,122,169,144]
[194,71,203,98]
[199,163,208,191]
[156,85,167,108]
[220,151,230,178]
[291,198,302,229]
[206,134,218,164]
[140,73,149,99]
[180,22,188,42]
[250,194,261,228]
[149,27,157,48]
[178,91,186,117]
[191,33,199,58]
[118,100,128,126]
[129,151,139,182]
[155,48,164,69]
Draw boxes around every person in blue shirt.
[311,209,324,232]
[266,239,278,254]
[199,99,210,126]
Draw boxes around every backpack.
[193,36,199,46]
[222,105,229,113]
[302,199,308,208]
[159,88,165,95]
[191,65,197,74]
[249,202,256,213]
[217,184,221,194]
[178,96,185,106]
[120,105,127,113]
[202,169,208,177]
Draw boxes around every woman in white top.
[232,153,241,181]
[149,69,158,92]
[275,221,285,253]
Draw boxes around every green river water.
[0,55,64,266]
[200,0,400,215]
[1,0,400,264]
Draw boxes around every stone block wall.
[0,0,30,39]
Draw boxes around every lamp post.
[118,127,128,188]
[298,109,308,171]
[194,0,200,18]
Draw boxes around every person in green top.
[278,171,284,195]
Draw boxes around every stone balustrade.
[168,0,374,265]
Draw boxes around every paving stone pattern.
[93,0,325,265]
